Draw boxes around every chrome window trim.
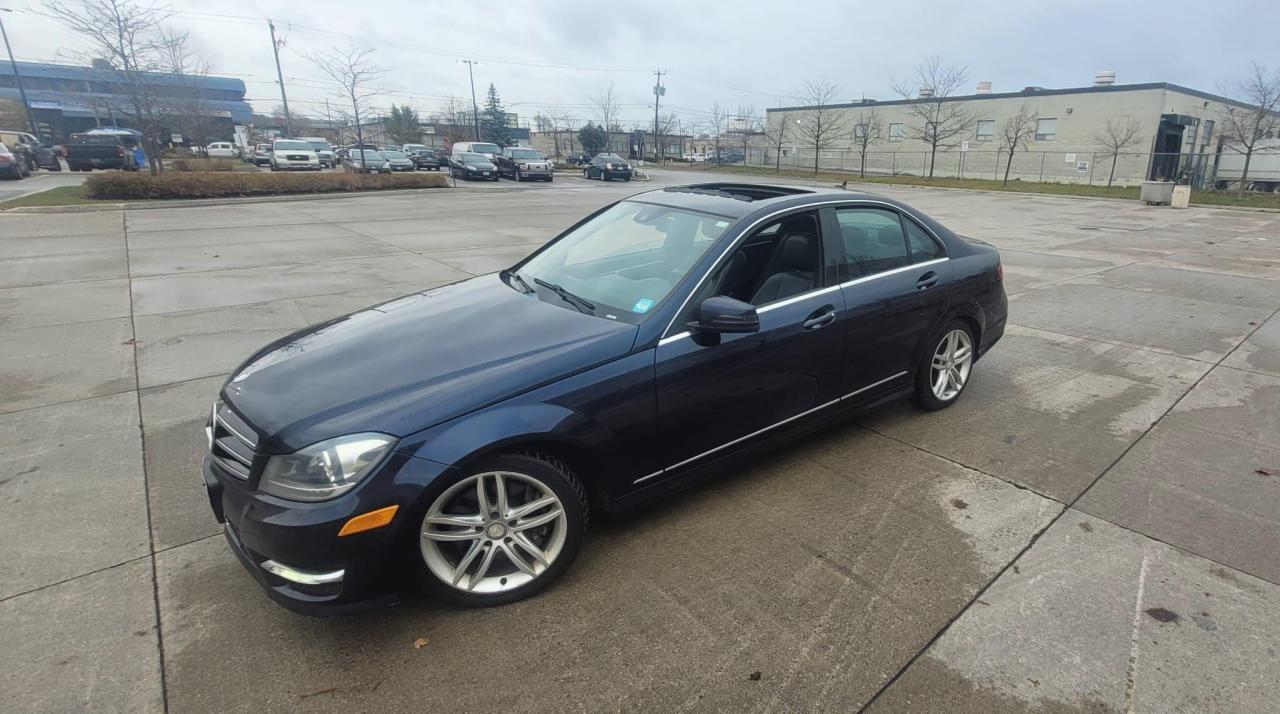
[659,198,949,341]
[659,257,949,347]
[633,370,909,484]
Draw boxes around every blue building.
[0,60,252,143]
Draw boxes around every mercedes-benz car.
[203,183,1006,615]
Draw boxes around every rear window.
[72,134,122,145]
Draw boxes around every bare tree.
[1093,116,1144,187]
[154,28,220,154]
[727,104,760,164]
[46,0,177,173]
[590,83,622,153]
[1218,62,1280,195]
[850,107,882,177]
[653,111,679,162]
[307,44,385,170]
[708,103,731,164]
[793,80,847,174]
[999,104,1039,185]
[762,114,790,173]
[430,95,474,145]
[891,56,975,177]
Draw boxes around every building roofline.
[767,82,1269,115]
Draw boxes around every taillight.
[996,262,1003,282]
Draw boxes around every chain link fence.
[705,148,1277,191]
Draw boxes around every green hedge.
[83,171,449,200]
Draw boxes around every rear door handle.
[802,305,837,331]
[916,271,939,290]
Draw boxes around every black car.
[203,182,1006,614]
[403,145,440,170]
[450,152,499,181]
[341,149,391,174]
[379,150,417,172]
[584,153,632,181]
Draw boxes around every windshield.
[382,150,408,159]
[404,145,426,152]
[468,143,500,154]
[515,202,731,323]
[600,154,625,162]
[460,153,492,165]
[509,149,541,159]
[308,141,331,151]
[274,141,312,151]
[353,150,383,160]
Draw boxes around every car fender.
[395,401,612,475]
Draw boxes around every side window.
[835,208,910,278]
[903,217,945,262]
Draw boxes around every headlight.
[260,433,396,502]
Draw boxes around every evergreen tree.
[385,104,423,146]
[480,83,513,147]
[578,122,607,155]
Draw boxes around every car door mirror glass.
[689,296,759,334]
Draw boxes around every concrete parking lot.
[1,168,1278,712]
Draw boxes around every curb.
[656,167,1280,214]
[1,185,485,214]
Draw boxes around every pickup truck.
[66,133,140,171]
[493,146,553,181]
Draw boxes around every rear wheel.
[915,321,975,411]
[414,453,587,607]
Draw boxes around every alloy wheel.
[420,471,568,593]
[930,328,973,402]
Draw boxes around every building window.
[888,123,904,142]
[1035,118,1057,141]
[1202,119,1214,148]
[975,120,995,141]
[853,124,866,139]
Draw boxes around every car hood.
[221,274,639,453]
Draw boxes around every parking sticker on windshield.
[632,298,655,313]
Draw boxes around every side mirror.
[689,296,759,334]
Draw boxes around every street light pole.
[267,20,293,136]
[459,59,480,141]
[0,8,40,140]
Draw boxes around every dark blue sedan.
[203,182,1006,613]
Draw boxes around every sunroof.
[663,183,813,202]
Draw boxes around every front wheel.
[514,168,522,181]
[414,453,588,607]
[915,321,975,411]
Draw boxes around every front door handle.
[916,271,939,290]
[802,305,837,331]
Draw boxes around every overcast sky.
[6,0,1279,129]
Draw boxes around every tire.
[412,452,588,607]
[914,320,976,411]
[514,168,522,181]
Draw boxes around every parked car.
[296,137,336,168]
[450,151,499,181]
[379,149,417,172]
[495,146,553,181]
[402,144,440,170]
[565,153,592,166]
[584,153,632,181]
[682,152,707,163]
[450,141,501,162]
[0,142,24,179]
[269,139,321,171]
[434,148,451,167]
[201,182,1006,614]
[65,131,140,171]
[251,143,273,166]
[342,149,391,174]
[206,142,236,158]
[0,130,60,171]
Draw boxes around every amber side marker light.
[338,505,399,537]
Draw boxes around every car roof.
[627,183,899,220]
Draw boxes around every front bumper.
[274,160,319,170]
[515,165,553,177]
[203,452,454,616]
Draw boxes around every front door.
[830,205,951,402]
[653,210,845,475]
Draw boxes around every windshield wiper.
[533,277,596,314]
[506,270,534,294]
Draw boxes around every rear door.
[829,204,951,402]
[653,209,845,476]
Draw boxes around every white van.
[450,141,501,161]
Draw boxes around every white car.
[269,139,321,171]
[683,152,707,163]
[206,142,236,158]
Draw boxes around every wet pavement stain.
[1144,607,1179,624]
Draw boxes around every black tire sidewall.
[408,452,587,607]
[915,320,975,411]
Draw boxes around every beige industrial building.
[765,73,1273,186]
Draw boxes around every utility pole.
[268,20,293,136]
[0,8,39,140]
[459,60,480,141]
[652,69,664,163]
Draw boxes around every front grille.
[286,154,309,160]
[210,401,259,480]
